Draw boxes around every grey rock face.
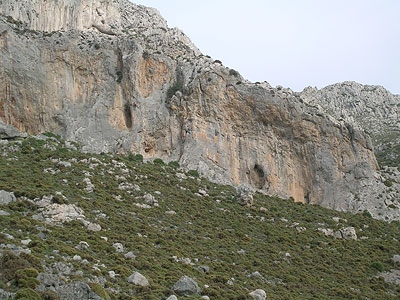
[379,269,400,286]
[57,282,104,300]
[0,0,393,219]
[172,275,201,296]
[298,82,400,221]
[0,119,23,139]
[37,262,103,300]
[0,190,16,205]
[0,288,14,299]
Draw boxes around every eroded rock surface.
[0,0,397,219]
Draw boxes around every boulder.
[112,243,124,253]
[75,241,90,251]
[198,265,210,273]
[339,227,358,240]
[143,193,156,204]
[0,120,22,139]
[172,275,201,296]
[392,255,400,263]
[86,222,102,232]
[249,289,267,300]
[124,251,136,259]
[0,190,16,205]
[237,185,254,207]
[127,271,149,287]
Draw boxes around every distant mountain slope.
[299,81,400,167]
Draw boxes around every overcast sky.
[132,0,400,94]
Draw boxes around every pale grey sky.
[132,0,400,94]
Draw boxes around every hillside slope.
[0,134,399,299]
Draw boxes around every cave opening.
[251,164,266,189]
[123,102,132,129]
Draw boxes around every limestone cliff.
[0,0,397,219]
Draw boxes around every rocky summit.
[299,81,400,167]
[0,0,399,220]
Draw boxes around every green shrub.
[362,210,372,218]
[167,81,183,99]
[168,161,180,169]
[370,262,384,272]
[89,282,110,300]
[229,69,240,77]
[128,153,143,163]
[0,250,31,282]
[16,268,40,288]
[187,169,199,177]
[42,132,61,140]
[153,158,165,165]
[116,71,123,83]
[15,288,41,300]
[384,179,393,187]
[39,290,60,300]
[16,277,40,289]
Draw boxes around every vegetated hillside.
[0,134,399,300]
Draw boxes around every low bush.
[187,169,199,177]
[229,69,240,77]
[167,81,183,99]
[153,158,165,165]
[128,153,143,163]
[15,268,40,289]
[168,161,180,169]
[14,288,41,300]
